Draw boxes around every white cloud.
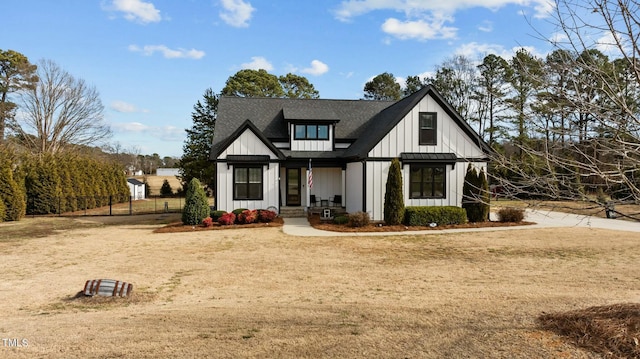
[112,121,149,132]
[110,100,149,113]
[381,16,457,40]
[300,60,329,76]
[128,45,205,59]
[334,0,555,41]
[219,0,255,27]
[335,0,555,21]
[454,42,509,59]
[112,122,183,141]
[478,20,493,32]
[108,0,162,23]
[241,56,274,71]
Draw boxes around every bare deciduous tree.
[11,59,110,154]
[491,0,640,217]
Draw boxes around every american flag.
[308,159,313,189]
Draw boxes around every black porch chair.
[310,195,320,207]
[331,195,342,207]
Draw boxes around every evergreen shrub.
[404,206,467,226]
[210,210,227,220]
[181,178,210,225]
[383,158,405,225]
[333,215,348,225]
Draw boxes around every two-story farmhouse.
[209,85,491,221]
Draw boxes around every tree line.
[0,149,130,221]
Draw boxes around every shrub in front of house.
[202,217,214,227]
[333,215,349,225]
[404,206,467,226]
[462,165,490,222]
[257,209,277,223]
[348,211,370,227]
[182,178,210,225]
[232,208,248,215]
[237,209,258,224]
[496,207,525,222]
[218,212,236,225]
[384,158,405,225]
[210,210,227,221]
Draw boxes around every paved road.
[282,209,640,237]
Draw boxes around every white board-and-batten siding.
[363,93,487,221]
[216,128,280,212]
[290,124,333,151]
[368,94,485,159]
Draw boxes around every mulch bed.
[153,217,284,233]
[538,303,640,358]
[308,214,534,232]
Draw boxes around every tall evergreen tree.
[363,72,402,101]
[222,69,284,98]
[279,73,320,99]
[383,158,405,225]
[0,49,38,142]
[179,88,218,192]
[475,54,510,146]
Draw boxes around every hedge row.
[0,148,131,219]
[404,206,467,226]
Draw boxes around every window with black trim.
[294,124,329,140]
[419,112,436,145]
[234,167,263,200]
[409,165,445,199]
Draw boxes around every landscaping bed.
[153,216,283,233]
[308,214,534,232]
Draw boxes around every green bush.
[210,210,227,220]
[496,207,525,222]
[232,208,248,215]
[333,215,348,225]
[160,179,173,197]
[0,195,5,222]
[384,158,404,225]
[348,211,370,227]
[182,178,210,225]
[462,165,490,222]
[404,206,467,226]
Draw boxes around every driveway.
[282,209,640,237]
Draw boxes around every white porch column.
[306,167,311,209]
[341,169,346,207]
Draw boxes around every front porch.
[280,165,346,215]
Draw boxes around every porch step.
[279,207,306,218]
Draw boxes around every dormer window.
[294,124,330,140]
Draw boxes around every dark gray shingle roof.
[210,86,492,161]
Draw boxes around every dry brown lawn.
[1,214,639,358]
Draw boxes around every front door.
[286,168,301,206]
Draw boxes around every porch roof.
[400,152,457,163]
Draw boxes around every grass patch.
[0,217,101,242]
[37,290,157,314]
[538,303,640,358]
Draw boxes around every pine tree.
[160,179,173,197]
[182,178,210,225]
[384,158,405,225]
[0,148,25,221]
[179,88,218,192]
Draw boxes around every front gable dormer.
[283,106,339,151]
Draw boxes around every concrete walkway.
[282,209,640,237]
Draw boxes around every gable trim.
[211,119,285,160]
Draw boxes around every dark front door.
[286,168,301,206]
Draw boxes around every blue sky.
[4,0,559,158]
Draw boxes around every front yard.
[0,215,638,358]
